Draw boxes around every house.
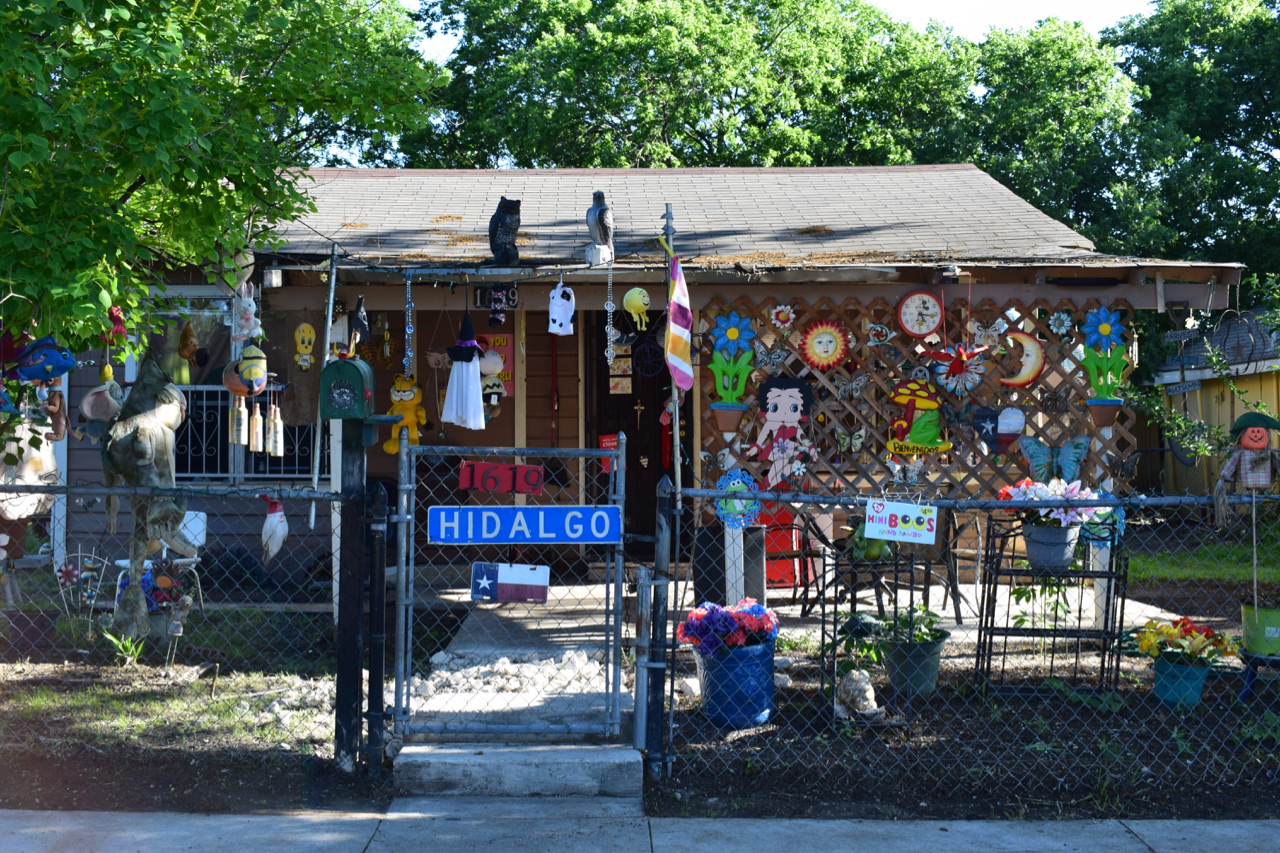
[50,165,1242,576]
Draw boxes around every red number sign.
[458,461,545,496]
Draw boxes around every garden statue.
[102,353,196,640]
[744,375,814,488]
[488,196,521,266]
[585,190,615,265]
[1218,412,1280,492]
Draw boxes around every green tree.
[406,0,974,169]
[1105,0,1280,285]
[0,0,443,391]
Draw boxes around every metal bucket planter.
[1242,604,1280,656]
[1086,399,1122,428]
[1153,657,1210,711]
[882,630,950,698]
[1023,524,1081,574]
[695,639,775,728]
[709,402,749,434]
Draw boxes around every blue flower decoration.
[1082,307,1125,352]
[711,312,756,358]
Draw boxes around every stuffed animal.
[40,377,67,442]
[294,322,316,371]
[382,374,428,454]
[231,296,263,342]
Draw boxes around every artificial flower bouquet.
[676,599,779,657]
[1136,617,1238,667]
[997,478,1103,527]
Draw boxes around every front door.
[584,310,691,546]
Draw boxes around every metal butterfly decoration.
[699,447,734,474]
[753,339,789,376]
[833,372,870,401]
[1104,453,1137,482]
[969,318,1008,349]
[888,456,927,486]
[834,425,867,455]
[1040,386,1073,413]
[1018,435,1091,482]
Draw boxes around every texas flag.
[470,562,550,604]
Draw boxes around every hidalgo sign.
[427,505,623,545]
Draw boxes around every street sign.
[1162,329,1200,343]
[1165,379,1202,395]
[1167,355,1200,366]
[427,505,623,545]
[864,500,938,545]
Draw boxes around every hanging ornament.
[441,310,485,431]
[798,320,851,372]
[623,288,651,330]
[249,402,264,452]
[229,396,248,446]
[604,262,616,363]
[294,323,317,371]
[264,397,278,456]
[549,275,576,336]
[922,343,989,396]
[999,331,1046,387]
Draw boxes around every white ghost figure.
[548,279,575,336]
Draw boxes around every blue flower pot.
[1153,656,1210,711]
[696,639,775,728]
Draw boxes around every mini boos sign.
[864,500,938,545]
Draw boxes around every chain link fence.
[391,442,628,741]
[651,486,1280,801]
[0,484,343,758]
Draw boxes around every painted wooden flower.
[769,304,797,329]
[711,312,756,357]
[1048,311,1075,337]
[1082,307,1125,351]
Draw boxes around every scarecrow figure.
[1219,413,1280,491]
[743,375,813,488]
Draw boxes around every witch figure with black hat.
[441,310,485,430]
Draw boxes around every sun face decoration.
[798,320,851,372]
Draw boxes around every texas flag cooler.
[470,562,550,604]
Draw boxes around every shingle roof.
[276,164,1104,268]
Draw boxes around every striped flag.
[470,562,550,604]
[664,255,694,390]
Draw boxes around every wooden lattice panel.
[696,295,1137,497]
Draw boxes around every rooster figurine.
[259,495,289,567]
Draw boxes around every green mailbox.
[320,357,376,420]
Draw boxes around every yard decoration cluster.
[677,599,779,658]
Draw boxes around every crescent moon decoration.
[798,319,852,372]
[1000,331,1046,387]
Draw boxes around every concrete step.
[395,743,642,798]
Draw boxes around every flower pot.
[1242,604,1280,656]
[709,402,749,434]
[882,630,949,698]
[1086,398,1122,428]
[1153,656,1210,711]
[1022,524,1081,574]
[4,610,59,649]
[695,639,775,728]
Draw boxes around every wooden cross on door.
[633,398,645,429]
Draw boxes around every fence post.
[633,564,651,750]
[648,476,673,779]
[366,482,389,776]
[334,420,367,774]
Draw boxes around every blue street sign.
[427,505,623,545]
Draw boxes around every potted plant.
[707,312,756,433]
[876,606,949,698]
[1136,617,1238,711]
[677,598,778,727]
[998,478,1102,574]
[1079,306,1128,427]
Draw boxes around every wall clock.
[896,290,944,338]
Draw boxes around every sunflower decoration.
[798,319,852,372]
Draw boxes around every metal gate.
[389,436,627,739]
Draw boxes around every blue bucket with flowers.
[678,599,778,728]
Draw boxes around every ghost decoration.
[441,311,485,431]
[623,288,651,331]
[548,279,575,336]
[996,407,1025,454]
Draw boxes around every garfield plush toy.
[382,374,429,454]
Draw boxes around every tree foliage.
[0,0,443,360]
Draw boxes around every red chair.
[758,503,818,592]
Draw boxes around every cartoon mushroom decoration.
[889,379,947,448]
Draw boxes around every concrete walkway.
[3,798,1275,853]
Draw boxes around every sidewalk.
[2,798,1275,853]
